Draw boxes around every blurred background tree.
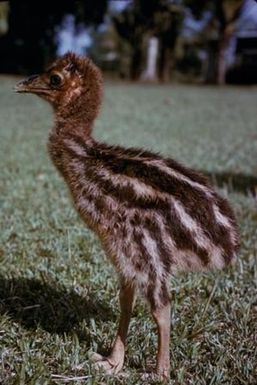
[0,0,107,73]
[112,0,183,81]
[0,1,9,36]
[0,0,256,83]
[185,0,245,83]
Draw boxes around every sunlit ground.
[0,76,257,384]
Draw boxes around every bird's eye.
[50,74,62,87]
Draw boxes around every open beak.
[15,74,48,94]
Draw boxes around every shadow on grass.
[201,171,257,195]
[0,275,114,334]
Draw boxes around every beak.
[14,74,48,94]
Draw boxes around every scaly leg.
[151,302,171,379]
[91,281,135,374]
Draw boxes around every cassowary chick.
[15,53,239,379]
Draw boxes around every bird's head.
[15,52,103,126]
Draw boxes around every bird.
[15,52,239,379]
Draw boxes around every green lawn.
[0,76,257,385]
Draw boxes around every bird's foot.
[90,352,124,375]
[156,363,170,381]
[141,360,169,382]
[141,370,169,383]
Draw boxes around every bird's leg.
[91,281,135,374]
[151,302,171,379]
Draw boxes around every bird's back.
[53,134,239,282]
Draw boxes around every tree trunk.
[216,0,244,84]
[158,42,173,82]
[130,45,143,80]
[217,19,240,84]
[217,28,232,84]
[217,41,227,84]
[205,40,219,84]
[141,36,158,81]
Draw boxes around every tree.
[0,2,9,36]
[113,0,183,81]
[185,0,244,84]
[216,0,244,84]
[112,3,145,80]
[0,0,107,74]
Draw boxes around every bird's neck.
[53,112,94,138]
[52,79,102,138]
[48,114,96,178]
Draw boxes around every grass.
[0,76,257,385]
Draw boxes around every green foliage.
[0,77,257,384]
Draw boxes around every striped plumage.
[16,53,239,379]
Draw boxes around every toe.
[90,352,124,375]
[156,366,170,380]
[90,352,105,363]
[95,359,114,373]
